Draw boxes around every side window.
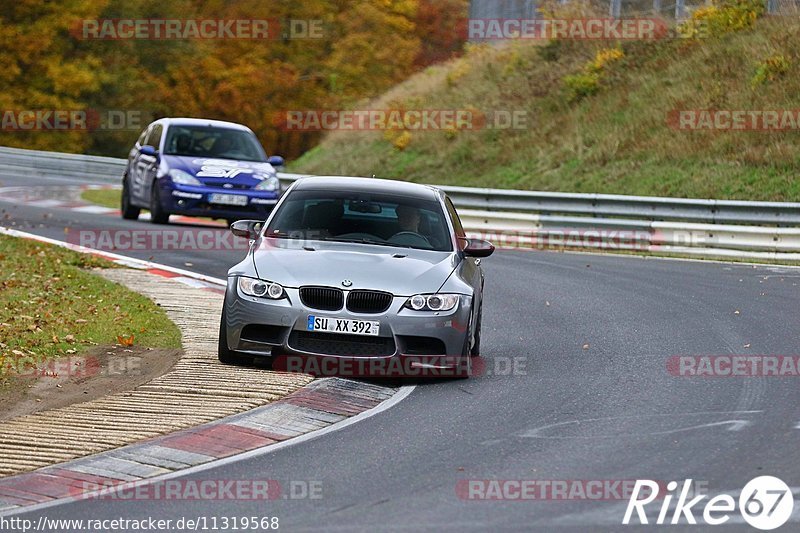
[147,124,164,150]
[444,197,466,238]
[137,126,150,146]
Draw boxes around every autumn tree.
[0,0,468,159]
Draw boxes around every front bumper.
[158,181,279,219]
[223,277,473,378]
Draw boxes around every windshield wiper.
[322,237,413,249]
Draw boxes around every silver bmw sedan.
[218,176,493,378]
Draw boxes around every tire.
[120,177,140,220]
[149,181,170,224]
[218,309,252,366]
[470,304,482,357]
[457,330,473,379]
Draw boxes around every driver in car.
[213,136,234,156]
[393,204,433,246]
[395,204,421,233]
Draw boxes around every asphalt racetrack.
[2,172,799,531]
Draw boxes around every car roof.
[292,176,441,200]
[155,117,253,131]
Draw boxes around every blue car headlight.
[405,294,460,311]
[169,169,202,186]
[254,176,280,191]
[238,276,285,299]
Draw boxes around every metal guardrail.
[1,146,799,261]
[438,185,800,226]
[0,146,127,183]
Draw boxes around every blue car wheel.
[121,175,140,220]
[149,181,170,224]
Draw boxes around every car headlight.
[238,277,285,299]
[254,176,280,191]
[405,293,460,311]
[169,169,202,186]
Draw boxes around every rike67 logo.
[623,476,794,530]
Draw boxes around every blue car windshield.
[266,190,453,252]
[164,126,267,162]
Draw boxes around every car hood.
[251,240,458,296]
[162,155,276,188]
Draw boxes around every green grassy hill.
[291,8,800,201]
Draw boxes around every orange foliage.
[0,0,468,159]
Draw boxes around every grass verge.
[0,234,181,386]
[291,11,800,201]
[81,188,120,209]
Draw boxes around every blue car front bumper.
[157,181,280,220]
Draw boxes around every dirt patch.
[0,345,182,421]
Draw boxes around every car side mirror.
[139,145,158,157]
[267,155,285,167]
[231,220,263,240]
[462,238,494,258]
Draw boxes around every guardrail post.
[766,0,778,14]
[675,0,686,19]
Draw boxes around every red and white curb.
[0,379,411,514]
[0,224,414,515]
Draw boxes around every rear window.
[266,189,452,252]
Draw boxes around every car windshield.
[265,189,453,252]
[163,125,267,162]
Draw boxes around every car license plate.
[307,316,380,336]
[209,193,248,206]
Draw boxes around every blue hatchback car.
[121,117,285,225]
